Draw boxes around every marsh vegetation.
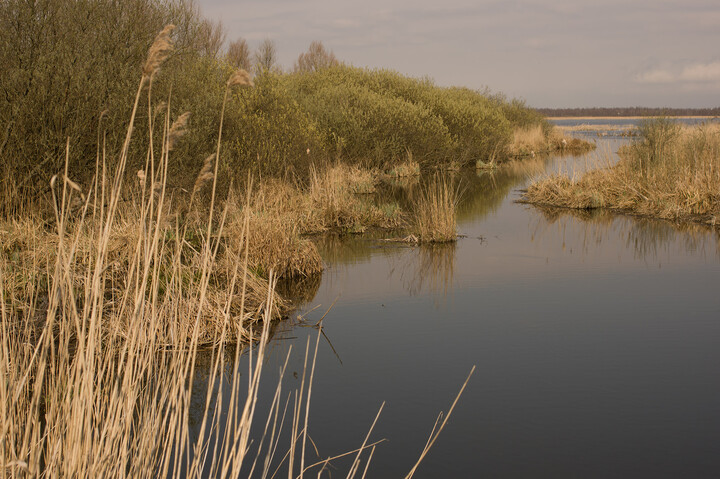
[524,119,720,227]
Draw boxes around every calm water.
[192,132,720,478]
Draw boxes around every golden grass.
[506,126,595,159]
[556,123,638,137]
[524,122,720,227]
[386,157,421,178]
[412,176,460,243]
[508,125,546,156]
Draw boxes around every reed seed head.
[192,154,216,195]
[227,69,254,88]
[143,24,175,77]
[168,111,190,151]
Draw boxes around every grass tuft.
[412,175,461,242]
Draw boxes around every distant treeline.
[537,107,720,117]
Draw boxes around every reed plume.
[143,24,175,77]
[167,111,190,151]
[188,153,216,210]
[227,69,254,88]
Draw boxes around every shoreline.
[546,115,719,120]
[518,199,719,230]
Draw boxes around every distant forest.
[537,107,720,117]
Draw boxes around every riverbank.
[523,120,720,228]
[0,13,579,474]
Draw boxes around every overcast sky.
[197,0,720,108]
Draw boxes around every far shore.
[546,115,719,120]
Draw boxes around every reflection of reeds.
[275,272,323,306]
[530,203,719,261]
[411,243,456,299]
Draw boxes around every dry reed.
[505,125,594,159]
[412,175,460,242]
[524,122,720,227]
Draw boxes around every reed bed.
[524,121,720,227]
[505,126,595,160]
[412,176,461,243]
[0,26,289,475]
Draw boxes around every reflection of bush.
[276,273,323,307]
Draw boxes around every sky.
[197,0,720,108]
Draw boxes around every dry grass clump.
[524,121,720,226]
[508,125,547,156]
[507,126,595,158]
[386,155,421,178]
[213,163,405,279]
[223,186,324,280]
[412,176,460,243]
[548,130,596,153]
[307,165,404,232]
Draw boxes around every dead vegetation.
[504,125,595,161]
[523,120,720,227]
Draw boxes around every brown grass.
[524,122,720,227]
[412,175,460,243]
[0,30,298,474]
[507,125,546,156]
[386,154,421,178]
[506,126,595,159]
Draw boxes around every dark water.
[192,136,720,478]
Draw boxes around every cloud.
[680,61,720,82]
[634,61,720,85]
[634,68,676,84]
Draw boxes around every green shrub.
[417,87,512,164]
[224,72,327,180]
[289,69,452,167]
[0,0,225,209]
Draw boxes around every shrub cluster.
[0,0,548,214]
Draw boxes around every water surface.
[194,133,720,477]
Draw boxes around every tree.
[193,18,225,58]
[254,39,279,73]
[226,38,252,70]
[294,41,338,72]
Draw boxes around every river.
[191,122,720,478]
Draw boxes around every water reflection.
[530,204,719,262]
[390,243,456,301]
[276,272,322,306]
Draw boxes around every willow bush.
[1,0,548,214]
[0,0,223,204]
